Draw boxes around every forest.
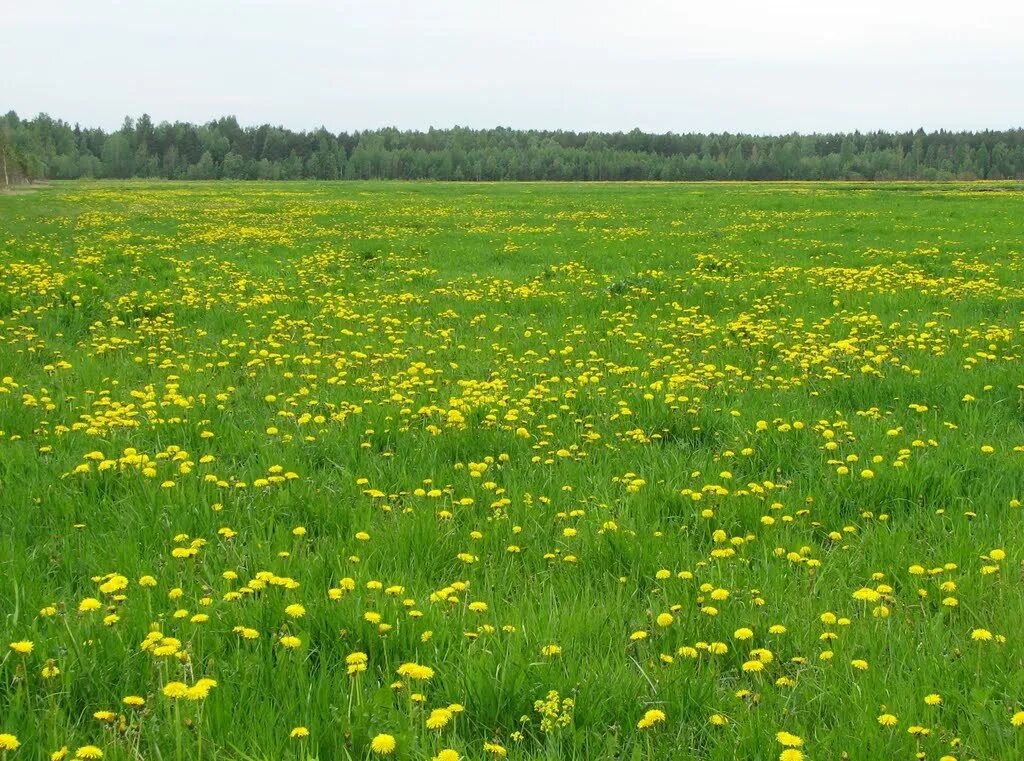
[3,111,1024,182]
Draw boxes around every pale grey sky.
[6,0,1024,134]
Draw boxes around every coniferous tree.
[2,112,1022,182]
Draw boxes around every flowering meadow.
[2,180,1024,761]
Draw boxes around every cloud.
[6,0,1024,133]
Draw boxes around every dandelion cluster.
[1,181,1023,759]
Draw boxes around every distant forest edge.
[3,112,1024,183]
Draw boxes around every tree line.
[3,111,1024,183]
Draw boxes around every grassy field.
[1,180,1023,761]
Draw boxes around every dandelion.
[776,731,803,747]
[426,707,453,730]
[0,734,20,751]
[396,662,434,680]
[370,734,396,755]
[637,708,666,729]
[852,587,881,603]
[163,682,188,698]
[186,678,218,700]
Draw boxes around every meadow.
[1,180,1023,761]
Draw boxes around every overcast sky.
[6,0,1024,135]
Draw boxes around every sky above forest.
[7,0,1024,134]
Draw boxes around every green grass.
[1,180,1024,761]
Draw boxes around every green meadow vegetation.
[1,180,1024,761]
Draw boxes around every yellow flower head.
[370,734,396,755]
[0,734,21,751]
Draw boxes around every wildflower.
[852,587,881,603]
[396,662,435,680]
[9,641,33,655]
[0,734,20,751]
[878,713,898,726]
[75,747,104,760]
[776,731,803,747]
[426,707,453,730]
[78,598,102,613]
[162,681,189,698]
[186,678,218,700]
[346,652,368,675]
[290,727,309,739]
[370,734,396,755]
[637,708,666,729]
